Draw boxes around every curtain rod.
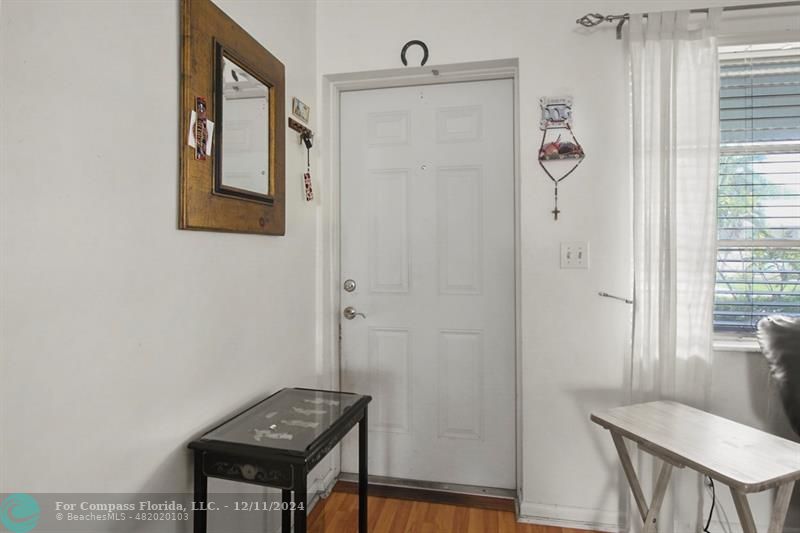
[576,1,800,40]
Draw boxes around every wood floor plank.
[498,508,518,533]
[452,505,469,532]
[368,496,386,531]
[375,497,398,532]
[404,500,430,533]
[389,499,413,532]
[307,491,601,533]
[467,506,484,533]
[434,502,456,532]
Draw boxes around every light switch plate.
[561,242,589,269]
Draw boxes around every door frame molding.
[320,58,522,498]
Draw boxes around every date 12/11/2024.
[194,501,305,512]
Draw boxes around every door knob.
[343,306,366,320]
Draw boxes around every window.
[714,43,800,332]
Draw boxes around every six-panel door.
[340,79,516,489]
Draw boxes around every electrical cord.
[703,476,716,533]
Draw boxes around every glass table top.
[199,388,366,454]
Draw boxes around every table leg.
[611,433,648,521]
[731,481,795,533]
[731,488,758,533]
[281,489,292,533]
[642,461,673,533]
[610,432,673,533]
[294,468,307,533]
[359,409,368,533]
[768,481,795,533]
[193,452,207,533]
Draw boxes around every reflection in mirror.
[219,54,271,198]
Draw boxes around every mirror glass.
[219,55,270,197]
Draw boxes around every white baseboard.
[703,519,800,533]
[309,465,339,501]
[264,465,340,533]
[517,501,623,533]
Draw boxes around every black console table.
[188,388,371,533]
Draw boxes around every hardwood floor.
[307,491,597,533]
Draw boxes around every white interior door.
[340,79,515,489]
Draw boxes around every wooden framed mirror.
[180,0,285,235]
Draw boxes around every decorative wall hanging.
[538,96,585,220]
[400,40,429,66]
[179,0,286,235]
[292,97,310,123]
[187,96,214,160]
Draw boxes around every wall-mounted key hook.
[288,117,313,144]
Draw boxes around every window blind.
[714,47,800,331]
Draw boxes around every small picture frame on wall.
[292,97,310,123]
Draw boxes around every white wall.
[0,0,330,531]
[315,0,800,531]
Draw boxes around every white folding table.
[592,401,800,533]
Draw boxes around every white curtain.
[629,8,721,533]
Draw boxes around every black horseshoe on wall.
[401,40,429,66]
